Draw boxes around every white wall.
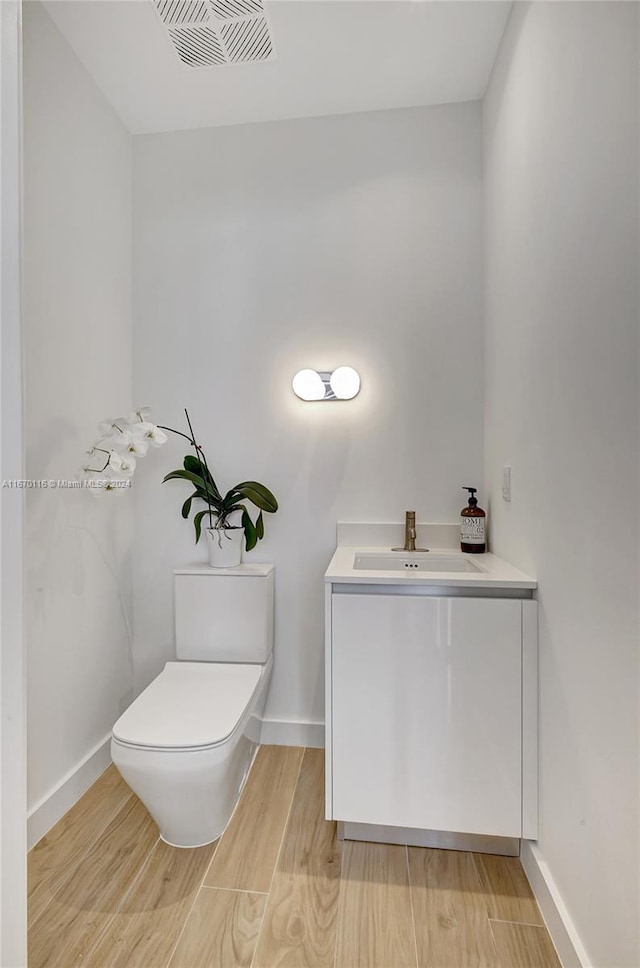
[133,102,483,731]
[23,2,133,819]
[483,4,639,965]
[1,1,26,962]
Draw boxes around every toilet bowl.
[111,564,275,847]
[111,656,272,846]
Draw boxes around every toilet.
[111,563,274,848]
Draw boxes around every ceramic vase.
[205,527,243,568]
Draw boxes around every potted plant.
[81,407,278,567]
[162,412,277,568]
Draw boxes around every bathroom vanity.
[324,523,538,854]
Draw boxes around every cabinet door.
[331,594,522,837]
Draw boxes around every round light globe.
[292,369,326,401]
[329,366,360,400]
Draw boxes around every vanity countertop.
[325,545,537,590]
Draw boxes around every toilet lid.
[112,661,263,750]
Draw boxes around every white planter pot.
[205,528,243,568]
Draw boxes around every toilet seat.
[112,661,263,753]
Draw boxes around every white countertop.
[325,545,536,589]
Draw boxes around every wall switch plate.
[502,465,511,502]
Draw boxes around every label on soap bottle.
[461,517,485,544]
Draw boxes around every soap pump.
[460,487,486,554]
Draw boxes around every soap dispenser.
[460,487,486,554]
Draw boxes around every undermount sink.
[353,552,484,573]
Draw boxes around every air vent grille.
[169,26,225,67]
[220,18,272,63]
[210,0,263,21]
[152,0,275,69]
[155,0,210,26]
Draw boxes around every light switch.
[502,465,511,502]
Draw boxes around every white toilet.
[111,563,274,848]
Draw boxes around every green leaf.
[183,455,221,499]
[221,490,243,513]
[222,503,245,516]
[181,491,199,519]
[256,510,264,540]
[194,488,219,506]
[216,503,245,528]
[163,468,220,504]
[242,509,258,552]
[193,508,215,544]
[231,481,278,513]
[183,454,203,474]
[163,467,206,488]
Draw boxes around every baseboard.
[260,718,324,748]
[27,733,112,849]
[520,841,592,968]
[341,821,519,856]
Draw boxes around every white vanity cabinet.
[325,587,538,843]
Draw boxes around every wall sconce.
[292,366,361,401]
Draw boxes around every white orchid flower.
[131,421,168,448]
[123,436,149,458]
[98,416,129,437]
[98,479,128,496]
[108,451,136,477]
[90,467,130,497]
[99,428,134,453]
[96,429,148,457]
[85,408,166,493]
[128,407,152,424]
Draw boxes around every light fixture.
[291,369,325,401]
[329,366,360,400]
[292,367,361,401]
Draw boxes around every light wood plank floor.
[29,747,562,968]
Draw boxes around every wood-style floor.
[28,746,562,968]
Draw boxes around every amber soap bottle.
[460,487,486,554]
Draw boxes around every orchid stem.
[183,409,215,529]
[157,425,194,446]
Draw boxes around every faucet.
[392,510,429,552]
[405,510,417,551]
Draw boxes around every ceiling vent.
[153,0,275,69]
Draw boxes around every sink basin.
[353,552,484,573]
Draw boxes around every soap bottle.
[460,487,486,554]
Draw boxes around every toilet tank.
[174,564,274,663]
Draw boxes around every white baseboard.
[27,734,112,849]
[260,718,324,748]
[520,841,592,968]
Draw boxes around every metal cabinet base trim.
[338,821,520,857]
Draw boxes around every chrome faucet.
[392,510,429,552]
